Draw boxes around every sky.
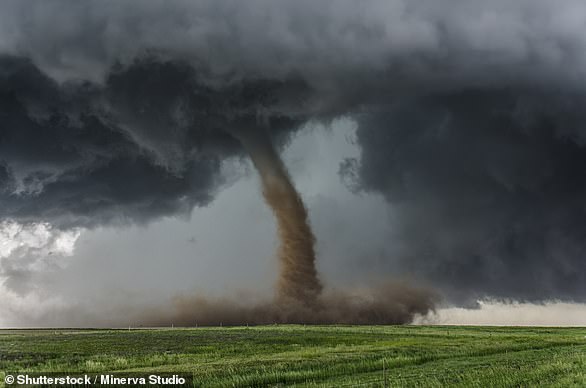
[1,0,586,326]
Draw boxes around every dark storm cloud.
[2,0,586,302]
[0,55,307,227]
[2,0,586,91]
[0,56,212,227]
[343,90,586,302]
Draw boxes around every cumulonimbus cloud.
[2,0,586,303]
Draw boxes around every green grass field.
[1,325,585,387]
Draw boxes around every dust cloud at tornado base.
[141,283,437,326]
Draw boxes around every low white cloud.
[417,300,586,326]
[0,221,82,296]
[0,221,80,259]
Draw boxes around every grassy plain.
[0,325,585,387]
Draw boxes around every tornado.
[233,124,322,306]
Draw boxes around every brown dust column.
[235,125,322,307]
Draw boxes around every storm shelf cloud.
[1,0,586,325]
